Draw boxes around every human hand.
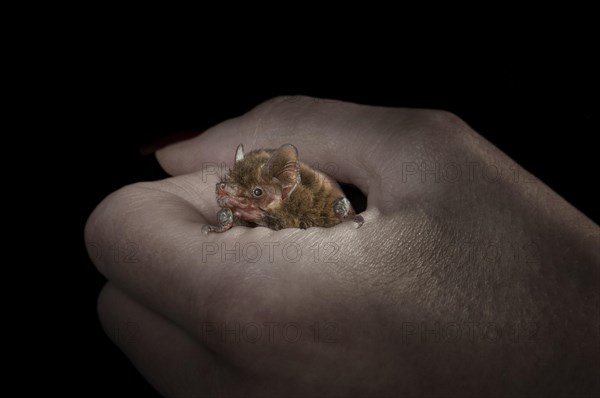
[86,97,599,397]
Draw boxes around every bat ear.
[263,144,301,200]
[235,144,245,163]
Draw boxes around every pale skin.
[86,97,600,397]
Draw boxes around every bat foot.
[203,208,234,234]
[352,214,364,228]
[334,197,364,228]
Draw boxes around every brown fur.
[219,146,354,230]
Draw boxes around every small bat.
[202,144,364,233]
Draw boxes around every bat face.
[215,144,296,226]
[215,176,283,224]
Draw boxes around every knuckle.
[423,109,470,132]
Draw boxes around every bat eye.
[252,187,264,197]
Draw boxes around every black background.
[62,42,597,395]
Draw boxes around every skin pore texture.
[86,97,599,397]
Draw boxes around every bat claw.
[353,215,364,228]
[201,224,212,235]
